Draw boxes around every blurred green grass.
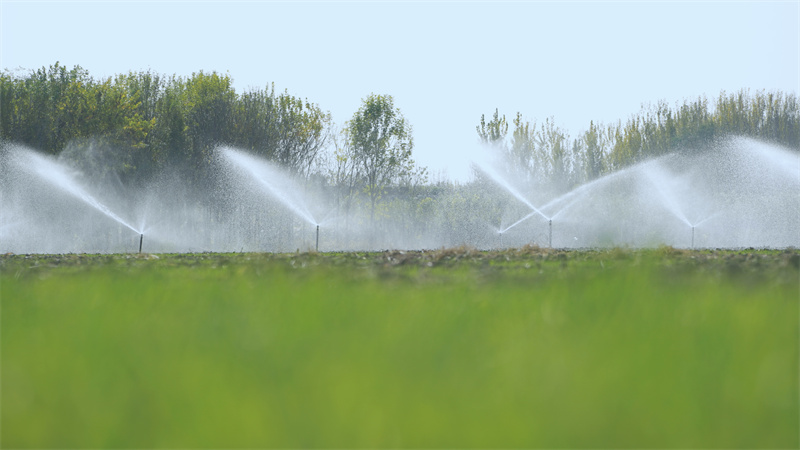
[2,249,798,448]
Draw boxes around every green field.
[2,247,798,448]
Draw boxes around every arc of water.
[500,157,678,234]
[25,151,141,234]
[737,136,800,182]
[543,164,647,221]
[252,175,318,225]
[692,212,721,228]
[316,207,341,227]
[477,165,549,221]
[222,148,318,226]
[642,165,692,227]
[547,194,586,221]
[499,164,635,233]
[500,210,540,234]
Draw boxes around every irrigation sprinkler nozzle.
[548,219,553,248]
[139,233,143,254]
[315,225,319,252]
[691,226,695,249]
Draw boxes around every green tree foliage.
[233,85,331,177]
[2,63,796,239]
[1,63,94,153]
[536,118,570,190]
[480,89,799,189]
[477,108,508,147]
[344,94,424,221]
[507,113,540,182]
[582,120,607,181]
[152,76,190,170]
[184,71,236,164]
[0,63,332,188]
[270,91,331,177]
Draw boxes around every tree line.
[478,89,798,192]
[2,63,798,244]
[0,63,335,188]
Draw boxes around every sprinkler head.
[139,233,143,254]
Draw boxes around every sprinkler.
[548,219,553,248]
[691,226,695,249]
[139,233,143,254]
[315,225,319,252]
[499,231,503,249]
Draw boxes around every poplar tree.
[345,94,417,221]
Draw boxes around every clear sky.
[2,0,798,181]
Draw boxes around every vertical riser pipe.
[139,234,143,254]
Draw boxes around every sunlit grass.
[2,249,798,447]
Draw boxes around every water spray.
[315,225,319,252]
[139,233,143,254]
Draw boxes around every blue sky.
[2,1,798,180]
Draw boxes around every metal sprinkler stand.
[139,233,143,254]
[499,232,503,249]
[691,226,695,249]
[315,225,319,252]
[548,219,553,248]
